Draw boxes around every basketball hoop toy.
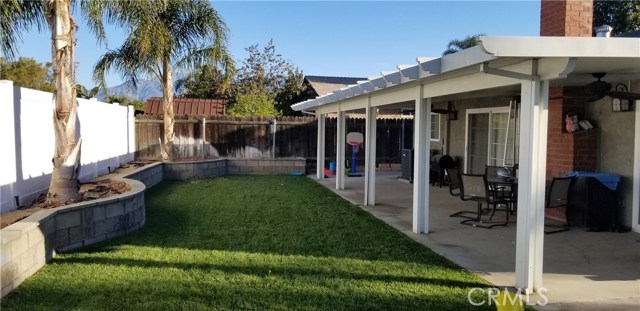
[346,132,364,174]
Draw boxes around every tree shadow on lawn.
[2,267,494,311]
[52,256,488,290]
[1,176,496,311]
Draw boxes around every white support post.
[412,86,430,234]
[515,79,549,294]
[336,110,346,190]
[632,100,640,233]
[364,98,377,205]
[316,114,326,180]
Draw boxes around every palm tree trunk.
[46,0,81,203]
[161,58,175,161]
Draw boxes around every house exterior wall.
[436,97,514,171]
[586,80,639,227]
[540,0,597,180]
[428,82,636,227]
[546,93,598,178]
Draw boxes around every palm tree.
[76,84,100,99]
[443,34,485,55]
[2,0,83,203]
[84,0,235,161]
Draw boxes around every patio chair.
[485,165,516,214]
[544,176,575,234]
[448,168,478,220]
[482,174,511,228]
[445,167,461,197]
[449,173,488,224]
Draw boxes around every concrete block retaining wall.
[124,162,164,188]
[163,158,306,180]
[0,157,305,298]
[227,158,306,175]
[1,179,145,297]
[163,159,227,180]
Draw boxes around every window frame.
[430,113,441,142]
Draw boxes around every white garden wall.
[0,81,135,212]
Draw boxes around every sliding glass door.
[465,107,517,174]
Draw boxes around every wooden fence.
[135,115,413,166]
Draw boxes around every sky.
[12,0,541,88]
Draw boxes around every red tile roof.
[144,97,225,116]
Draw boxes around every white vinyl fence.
[0,80,135,212]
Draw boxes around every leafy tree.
[0,57,55,92]
[130,99,145,112]
[76,84,99,99]
[85,0,234,161]
[103,94,145,111]
[231,40,306,116]
[593,0,640,36]
[442,34,485,55]
[178,64,229,99]
[228,89,281,117]
[104,94,131,105]
[2,0,83,203]
[274,68,307,116]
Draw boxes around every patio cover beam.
[480,62,540,81]
[364,97,377,205]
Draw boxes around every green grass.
[1,175,495,310]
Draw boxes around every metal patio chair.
[449,173,487,224]
[545,176,575,234]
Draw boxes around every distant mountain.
[97,73,185,101]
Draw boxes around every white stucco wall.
[587,80,639,227]
[0,81,135,212]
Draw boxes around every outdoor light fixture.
[611,83,635,112]
[431,102,458,120]
[612,97,632,112]
[446,102,458,121]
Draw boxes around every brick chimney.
[540,0,593,36]
[540,0,597,179]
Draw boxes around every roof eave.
[291,36,640,111]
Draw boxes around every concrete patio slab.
[313,172,640,310]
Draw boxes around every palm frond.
[88,0,234,103]
[1,0,46,59]
[442,33,485,56]
[92,40,155,98]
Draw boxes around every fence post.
[271,118,277,159]
[202,117,206,158]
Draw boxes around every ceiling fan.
[584,73,640,102]
[550,73,640,102]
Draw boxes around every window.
[430,113,440,141]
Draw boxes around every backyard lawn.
[1,175,494,310]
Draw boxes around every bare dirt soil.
[0,161,155,229]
